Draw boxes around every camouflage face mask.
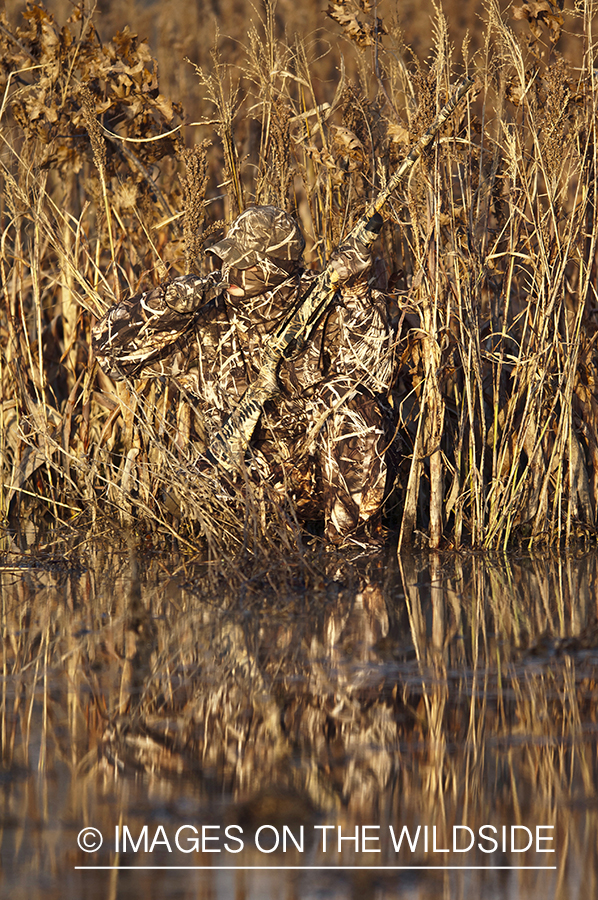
[227,266,266,299]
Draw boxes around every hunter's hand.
[164,271,228,313]
[328,213,383,283]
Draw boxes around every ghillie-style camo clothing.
[93,206,397,541]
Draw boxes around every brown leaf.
[386,120,410,145]
[153,94,174,122]
[513,0,564,43]
[326,2,386,48]
[332,125,365,154]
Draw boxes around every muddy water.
[1,539,598,899]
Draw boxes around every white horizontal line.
[75,866,558,871]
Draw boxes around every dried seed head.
[80,85,107,175]
[181,140,210,274]
[257,96,292,208]
[114,181,139,212]
[409,67,437,143]
[538,55,573,192]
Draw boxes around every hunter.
[92,205,397,542]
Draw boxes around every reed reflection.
[1,542,598,897]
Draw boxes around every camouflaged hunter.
[92,77,476,540]
[92,204,397,541]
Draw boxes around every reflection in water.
[1,539,598,898]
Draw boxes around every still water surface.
[1,538,598,898]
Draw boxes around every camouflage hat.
[207,205,305,271]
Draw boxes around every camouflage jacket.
[92,268,397,540]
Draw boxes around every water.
[2,537,598,898]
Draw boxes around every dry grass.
[0,0,597,556]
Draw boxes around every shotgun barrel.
[210,75,476,467]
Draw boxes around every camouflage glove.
[164,270,228,313]
[328,213,383,283]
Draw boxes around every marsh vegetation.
[0,0,597,556]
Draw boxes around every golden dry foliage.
[0,0,597,556]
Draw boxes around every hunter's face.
[226,266,265,299]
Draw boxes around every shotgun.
[210,75,476,467]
